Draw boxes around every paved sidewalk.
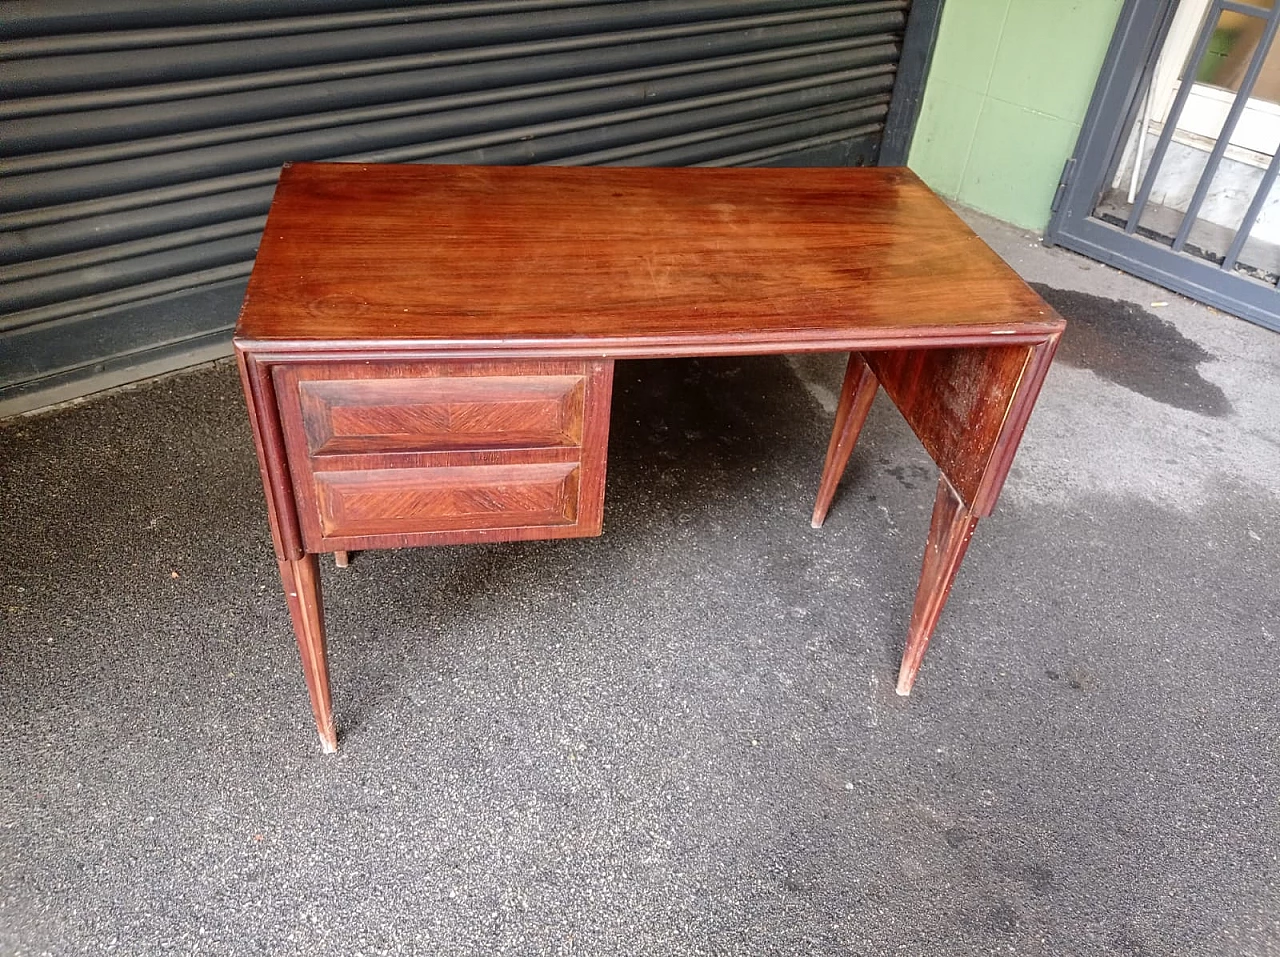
[2,209,1278,956]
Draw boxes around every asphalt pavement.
[2,210,1278,956]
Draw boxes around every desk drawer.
[297,374,586,455]
[315,462,580,537]
[273,358,612,550]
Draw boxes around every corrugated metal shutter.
[1,0,916,412]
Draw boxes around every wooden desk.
[234,163,1064,752]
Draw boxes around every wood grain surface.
[897,477,980,696]
[271,357,613,552]
[236,163,1063,352]
[233,163,1066,748]
[314,461,581,538]
[297,373,586,455]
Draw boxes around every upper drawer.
[297,374,585,455]
[272,359,592,458]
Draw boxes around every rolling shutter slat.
[0,0,914,409]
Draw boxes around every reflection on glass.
[1194,9,1280,104]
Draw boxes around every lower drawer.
[315,462,580,537]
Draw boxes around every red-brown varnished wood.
[297,373,586,455]
[236,164,1063,354]
[811,353,878,529]
[864,335,1061,516]
[897,476,981,696]
[232,163,1066,750]
[974,336,1062,513]
[236,351,304,561]
[277,553,336,752]
[271,358,613,552]
[315,462,581,538]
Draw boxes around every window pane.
[1195,8,1280,105]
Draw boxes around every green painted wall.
[908,0,1124,231]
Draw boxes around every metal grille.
[1127,2,1280,275]
[0,0,919,412]
[1047,0,1280,333]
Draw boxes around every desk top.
[236,163,1063,354]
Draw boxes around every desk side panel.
[865,336,1058,516]
[236,348,305,560]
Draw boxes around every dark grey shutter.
[1,0,924,412]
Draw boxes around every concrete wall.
[908,0,1125,231]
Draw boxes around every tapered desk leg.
[277,554,337,752]
[897,476,980,696]
[812,353,878,528]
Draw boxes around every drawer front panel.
[315,463,580,537]
[299,375,585,455]
[272,357,613,550]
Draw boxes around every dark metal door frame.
[1045,0,1280,333]
[880,0,945,166]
